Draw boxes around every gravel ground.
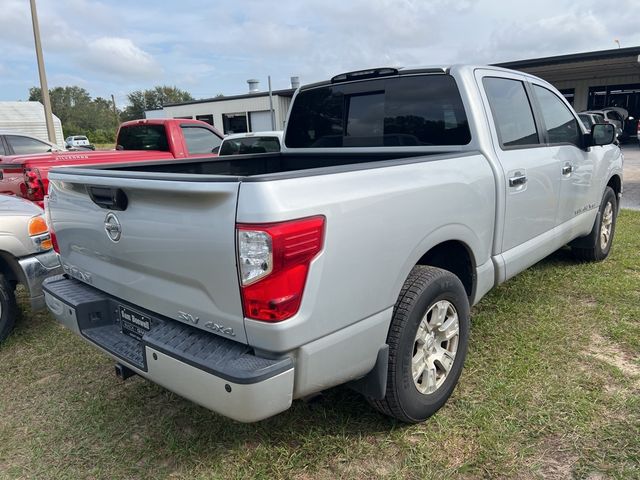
[621,143,640,210]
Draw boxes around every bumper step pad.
[43,275,292,383]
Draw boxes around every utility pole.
[29,0,56,143]
[111,94,119,125]
[268,75,275,130]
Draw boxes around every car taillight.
[43,196,60,254]
[237,216,325,322]
[27,215,53,252]
[21,167,45,202]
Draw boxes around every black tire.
[369,266,470,423]
[572,187,617,262]
[0,273,18,342]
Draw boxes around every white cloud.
[3,0,640,103]
[83,37,162,79]
[482,11,609,63]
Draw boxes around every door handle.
[562,164,573,175]
[509,174,527,187]
[88,186,128,211]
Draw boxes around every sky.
[1,0,639,107]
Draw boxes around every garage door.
[249,110,273,132]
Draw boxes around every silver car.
[0,195,61,341]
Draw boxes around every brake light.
[237,216,325,322]
[21,167,45,202]
[43,196,60,254]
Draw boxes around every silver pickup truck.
[42,65,622,423]
[0,195,61,341]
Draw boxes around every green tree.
[29,86,119,143]
[121,86,194,121]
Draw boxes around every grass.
[93,143,115,150]
[1,211,638,479]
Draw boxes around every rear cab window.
[117,125,170,151]
[219,136,281,155]
[285,74,471,148]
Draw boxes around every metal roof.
[495,46,640,69]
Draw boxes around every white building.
[0,101,64,146]
[147,78,299,134]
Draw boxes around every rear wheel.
[0,274,17,342]
[572,187,617,262]
[369,266,470,423]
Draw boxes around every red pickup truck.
[0,119,223,207]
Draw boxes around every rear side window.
[533,85,581,147]
[117,125,169,151]
[285,75,471,148]
[483,77,539,148]
[6,135,52,154]
[219,136,281,155]
[181,126,222,154]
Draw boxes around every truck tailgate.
[46,172,247,343]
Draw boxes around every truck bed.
[57,151,455,180]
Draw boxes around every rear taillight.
[21,167,45,202]
[237,216,325,322]
[43,196,60,254]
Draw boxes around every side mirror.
[590,123,615,146]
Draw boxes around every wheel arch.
[415,240,476,299]
[0,251,25,288]
[394,225,486,305]
[607,174,622,209]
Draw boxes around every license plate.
[119,305,151,340]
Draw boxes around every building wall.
[162,94,291,133]
[552,74,640,112]
[0,101,64,146]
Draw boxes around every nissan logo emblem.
[104,212,122,242]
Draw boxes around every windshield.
[117,125,169,151]
[285,74,471,148]
[219,136,281,155]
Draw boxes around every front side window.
[533,85,581,147]
[483,77,539,148]
[6,135,52,154]
[578,114,594,129]
[182,126,222,154]
[286,75,471,148]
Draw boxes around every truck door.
[477,71,562,257]
[527,82,598,238]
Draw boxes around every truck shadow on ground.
[7,245,592,475]
[60,376,403,472]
